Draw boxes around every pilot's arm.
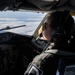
[24,44,58,75]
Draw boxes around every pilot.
[24,11,75,75]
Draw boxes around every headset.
[51,10,71,42]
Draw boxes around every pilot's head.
[42,11,74,42]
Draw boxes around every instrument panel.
[0,32,16,42]
[0,32,33,75]
[0,32,33,44]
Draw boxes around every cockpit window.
[0,11,46,35]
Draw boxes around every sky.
[0,11,46,35]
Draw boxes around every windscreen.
[0,11,46,35]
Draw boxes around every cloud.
[0,11,46,35]
[0,18,40,35]
[0,18,18,21]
